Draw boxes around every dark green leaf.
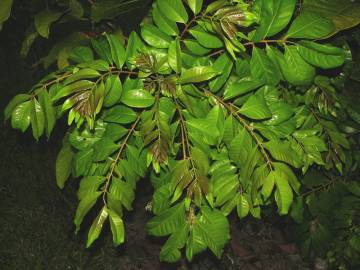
[74,191,101,232]
[103,105,137,124]
[106,34,126,69]
[141,24,172,49]
[285,11,334,39]
[34,10,62,38]
[56,143,74,189]
[168,38,182,73]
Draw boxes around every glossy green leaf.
[34,10,62,38]
[106,34,126,69]
[160,223,189,262]
[103,105,137,124]
[183,40,212,56]
[253,0,296,40]
[157,0,189,24]
[250,47,280,86]
[125,32,144,69]
[86,206,109,247]
[11,101,31,132]
[275,174,293,215]
[152,2,179,36]
[74,191,101,232]
[209,54,233,92]
[104,75,123,107]
[121,89,155,108]
[277,46,315,86]
[297,41,345,69]
[179,66,219,84]
[30,98,45,140]
[285,11,334,39]
[187,0,203,15]
[189,27,223,49]
[168,38,182,73]
[237,195,249,218]
[109,209,125,246]
[4,94,31,121]
[147,202,186,236]
[196,208,229,258]
[52,80,94,101]
[223,78,264,100]
[141,24,172,49]
[77,176,105,200]
[93,137,118,162]
[239,95,272,120]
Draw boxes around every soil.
[0,8,311,270]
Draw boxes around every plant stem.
[102,116,141,206]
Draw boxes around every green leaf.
[297,41,345,69]
[93,137,118,162]
[30,98,45,140]
[187,0,203,15]
[90,0,150,23]
[189,27,223,49]
[209,54,233,92]
[4,94,31,121]
[252,0,296,40]
[196,208,230,258]
[302,0,360,36]
[152,2,179,36]
[261,171,276,200]
[74,191,101,232]
[168,38,182,73]
[237,195,249,218]
[239,94,272,120]
[109,179,135,210]
[73,148,94,177]
[120,89,155,108]
[103,105,137,124]
[147,202,186,236]
[69,46,94,64]
[223,78,264,100]
[38,91,56,137]
[141,24,172,49]
[285,11,334,39]
[109,209,125,246]
[91,37,112,63]
[278,46,315,86]
[157,0,189,24]
[0,0,13,30]
[34,10,62,38]
[264,140,303,168]
[11,101,31,132]
[106,34,126,69]
[104,75,122,107]
[183,39,212,56]
[275,173,293,215]
[179,66,219,84]
[250,47,280,86]
[86,206,109,248]
[78,176,105,200]
[160,223,189,262]
[125,32,144,69]
[56,143,74,189]
[53,80,94,101]
[63,69,100,86]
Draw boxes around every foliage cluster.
[3,0,360,267]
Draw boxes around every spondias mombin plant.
[4,0,360,264]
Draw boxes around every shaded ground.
[0,9,310,270]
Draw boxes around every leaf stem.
[102,116,141,206]
[202,88,273,171]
